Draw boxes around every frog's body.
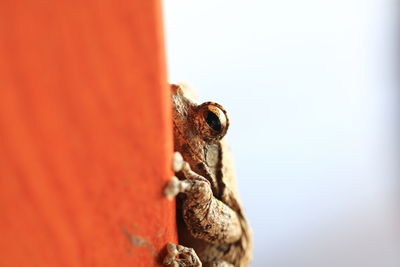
[164,84,252,267]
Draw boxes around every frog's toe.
[172,151,184,172]
[164,176,181,199]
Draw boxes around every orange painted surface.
[0,1,175,267]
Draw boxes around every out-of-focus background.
[163,1,399,266]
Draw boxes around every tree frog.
[164,84,252,267]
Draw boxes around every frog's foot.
[171,151,204,181]
[163,242,202,267]
[164,176,193,200]
[165,152,193,200]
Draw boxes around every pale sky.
[163,1,399,266]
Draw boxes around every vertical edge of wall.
[0,0,176,266]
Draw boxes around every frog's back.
[217,140,252,267]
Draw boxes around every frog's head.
[171,83,229,143]
[170,84,230,184]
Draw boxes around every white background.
[163,1,399,266]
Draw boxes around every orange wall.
[0,1,175,266]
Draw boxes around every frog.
[163,84,252,267]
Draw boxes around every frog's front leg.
[165,152,242,245]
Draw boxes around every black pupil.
[205,111,222,132]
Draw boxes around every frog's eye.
[194,102,229,141]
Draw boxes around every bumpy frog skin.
[164,84,252,267]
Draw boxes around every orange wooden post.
[0,1,176,266]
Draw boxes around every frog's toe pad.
[172,152,184,172]
[164,176,180,199]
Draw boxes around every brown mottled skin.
[167,84,252,267]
